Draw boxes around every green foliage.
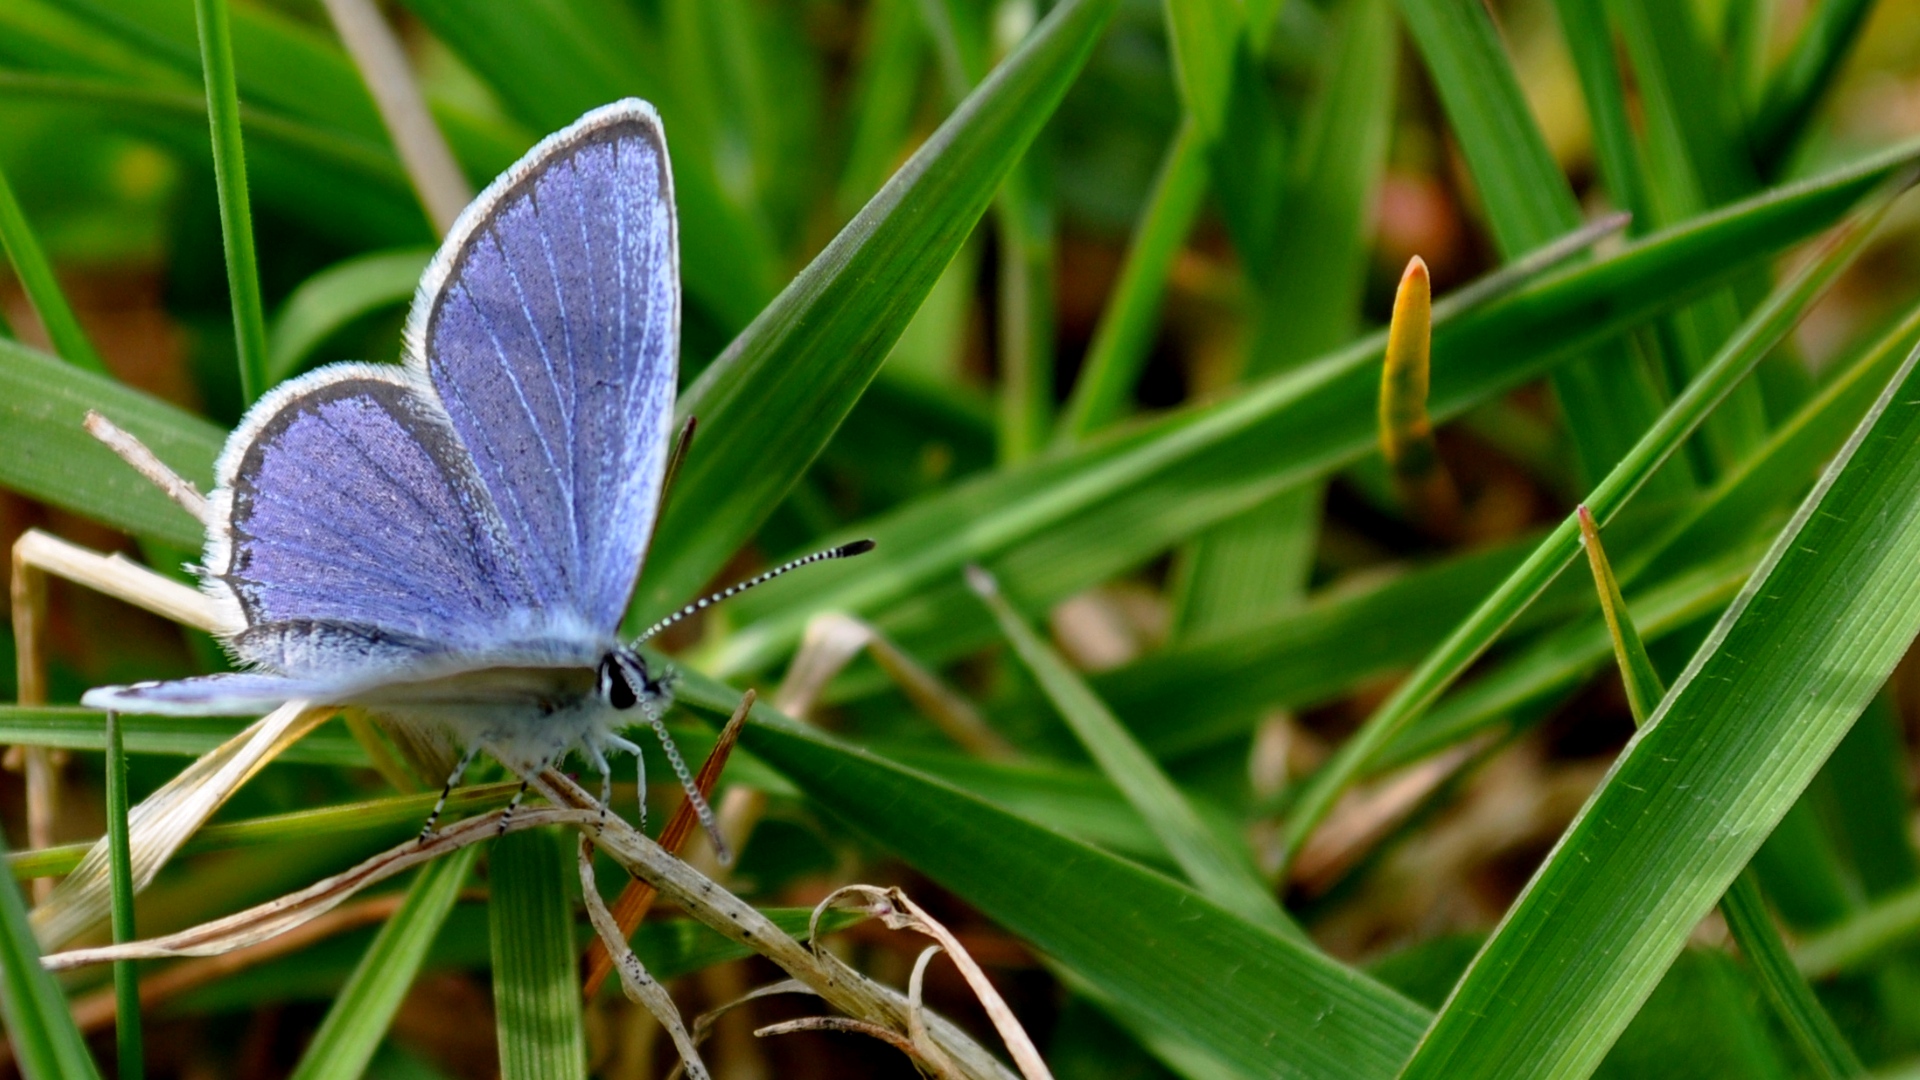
[5,2,1920,1077]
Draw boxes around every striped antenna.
[634,539,876,644]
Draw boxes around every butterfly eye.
[598,654,638,710]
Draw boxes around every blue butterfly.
[83,100,869,840]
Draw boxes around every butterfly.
[82,100,870,842]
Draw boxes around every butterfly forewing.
[408,100,679,636]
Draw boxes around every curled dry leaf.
[664,981,815,1080]
[813,884,1054,1080]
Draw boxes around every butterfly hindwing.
[81,672,361,716]
[406,99,679,636]
[203,364,593,677]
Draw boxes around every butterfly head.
[596,647,669,712]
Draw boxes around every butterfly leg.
[582,739,616,833]
[420,745,482,842]
[497,753,554,837]
[606,732,648,832]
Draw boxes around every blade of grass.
[104,711,142,1080]
[1551,0,1648,229]
[1162,0,1241,141]
[395,0,776,331]
[266,247,432,385]
[1055,117,1208,442]
[1380,545,1755,770]
[1173,0,1396,640]
[1398,0,1675,491]
[12,781,518,881]
[834,0,926,221]
[1578,508,1863,1078]
[0,708,365,767]
[1799,879,1920,980]
[1273,169,1912,874]
[1624,297,1920,587]
[666,669,1431,1080]
[191,0,271,403]
[633,0,1119,624]
[1393,274,1920,1080]
[0,822,103,1080]
[1752,0,1879,174]
[1611,0,1770,474]
[0,338,221,549]
[0,162,105,373]
[287,846,480,1080]
[916,0,1057,464]
[714,142,1920,675]
[490,830,586,1080]
[966,567,1295,937]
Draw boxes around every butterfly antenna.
[634,539,877,644]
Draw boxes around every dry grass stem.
[1290,739,1485,896]
[577,836,711,1080]
[42,802,535,969]
[317,0,473,234]
[82,411,211,526]
[14,529,221,633]
[812,884,1052,1080]
[531,777,1021,1080]
[34,699,334,949]
[779,612,1013,759]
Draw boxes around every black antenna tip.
[838,539,877,557]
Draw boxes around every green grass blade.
[714,143,1920,674]
[993,157,1056,464]
[1625,297,1920,587]
[191,0,271,403]
[1798,879,1920,979]
[1394,273,1920,1080]
[906,0,1057,465]
[1398,0,1674,491]
[1719,876,1865,1078]
[1161,0,1242,140]
[1752,0,1879,174]
[0,708,367,769]
[395,0,776,331]
[12,780,514,880]
[288,846,480,1080]
[1576,508,1665,720]
[1610,0,1770,473]
[104,712,141,1080]
[0,822,104,1080]
[1274,172,1909,873]
[1056,116,1207,442]
[667,670,1430,1080]
[634,0,1119,625]
[1174,0,1395,640]
[0,162,105,373]
[1551,0,1648,228]
[1579,511,1864,1079]
[0,338,221,549]
[489,831,585,1080]
[1383,547,1754,770]
[267,247,431,385]
[967,568,1296,937]
[833,0,925,221]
